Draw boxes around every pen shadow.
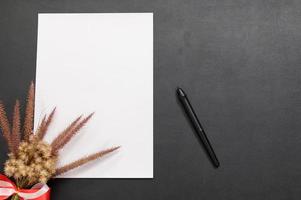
[175,92,219,169]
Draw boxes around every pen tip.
[214,160,220,168]
[177,87,185,97]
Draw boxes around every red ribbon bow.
[0,174,50,200]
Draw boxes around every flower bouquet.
[0,82,119,200]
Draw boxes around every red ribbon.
[0,174,50,200]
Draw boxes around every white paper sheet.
[34,13,153,178]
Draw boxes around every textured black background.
[1,0,301,199]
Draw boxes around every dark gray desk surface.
[1,0,301,199]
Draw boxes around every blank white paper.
[34,13,153,178]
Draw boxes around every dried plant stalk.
[55,146,120,176]
[0,102,13,153]
[53,113,94,151]
[24,82,35,141]
[42,107,56,137]
[35,115,47,138]
[51,115,82,150]
[36,108,56,139]
[11,100,21,153]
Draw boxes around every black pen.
[177,87,220,168]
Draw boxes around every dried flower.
[4,137,57,186]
